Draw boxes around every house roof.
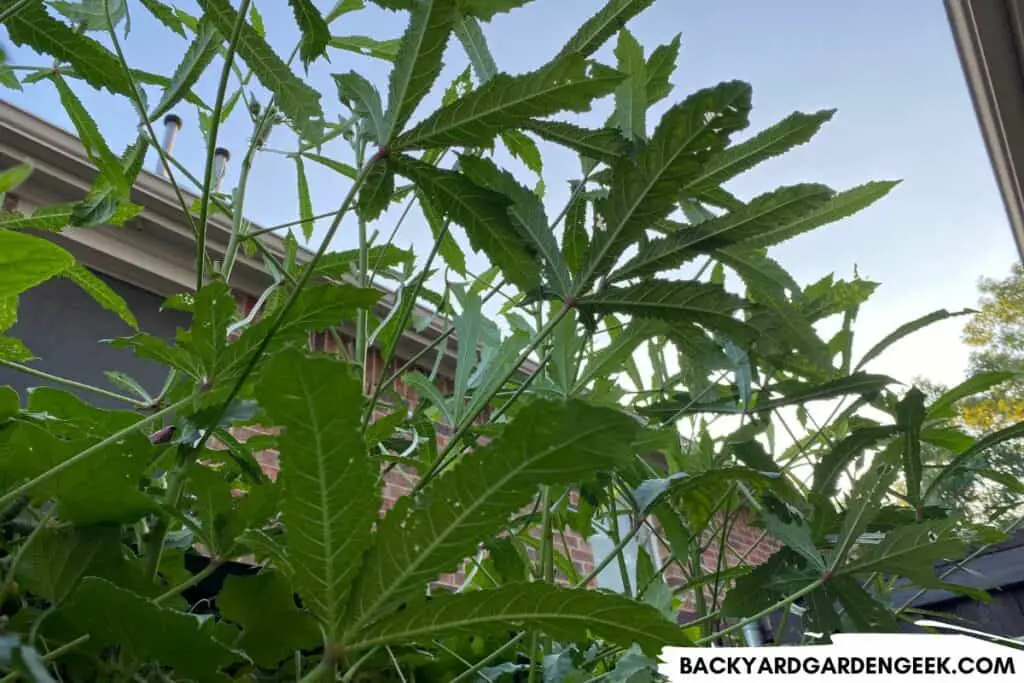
[946,0,1024,260]
[0,99,535,378]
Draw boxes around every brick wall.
[230,293,775,609]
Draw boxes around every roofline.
[0,99,537,377]
[946,0,1024,261]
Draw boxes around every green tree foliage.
[962,262,1024,429]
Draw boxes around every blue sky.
[1,0,1019,387]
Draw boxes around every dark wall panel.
[0,271,190,408]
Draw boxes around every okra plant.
[0,0,1021,680]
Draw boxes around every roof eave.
[947,0,1024,261]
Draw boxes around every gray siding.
[0,272,189,408]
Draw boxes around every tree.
[962,262,1024,429]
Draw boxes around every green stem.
[298,661,332,683]
[194,0,252,291]
[487,348,552,424]
[0,359,147,407]
[153,558,223,605]
[143,448,192,580]
[339,646,381,683]
[103,1,199,240]
[574,518,643,589]
[362,219,451,426]
[450,633,526,683]
[186,159,379,494]
[607,499,632,598]
[0,396,192,509]
[697,579,824,645]
[221,105,275,281]
[0,635,90,682]
[244,207,345,239]
[1,507,55,600]
[414,304,572,493]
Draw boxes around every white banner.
[658,630,1024,682]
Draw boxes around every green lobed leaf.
[326,0,367,23]
[392,155,540,292]
[921,426,975,453]
[17,526,123,604]
[924,421,1024,502]
[575,320,660,390]
[255,351,375,640]
[715,246,799,300]
[302,245,414,279]
[757,373,898,413]
[1,0,134,96]
[0,62,20,91]
[856,308,974,372]
[396,55,623,150]
[500,130,542,175]
[197,0,323,131]
[383,0,457,142]
[51,0,127,31]
[735,181,900,251]
[645,33,681,105]
[612,184,834,281]
[19,388,157,524]
[289,0,331,68]
[458,155,570,295]
[62,577,236,682]
[344,400,640,633]
[248,3,265,35]
[294,156,315,240]
[357,160,396,222]
[0,337,34,361]
[686,109,836,192]
[632,467,778,517]
[334,71,388,143]
[837,518,973,583]
[454,13,498,82]
[149,19,221,121]
[0,231,75,299]
[897,387,926,508]
[217,283,381,385]
[811,425,900,499]
[722,548,820,618]
[830,576,900,633]
[0,165,32,193]
[218,572,321,668]
[304,152,359,179]
[562,189,589,274]
[350,582,689,655]
[71,132,149,228]
[578,81,752,290]
[462,0,533,20]
[139,0,188,38]
[329,34,402,61]
[52,75,126,193]
[63,264,138,329]
[523,120,630,165]
[0,296,17,333]
[555,0,655,60]
[612,28,646,141]
[576,280,754,345]
[831,441,903,569]
[928,371,1016,421]
[418,186,467,275]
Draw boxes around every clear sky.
[1,0,1019,388]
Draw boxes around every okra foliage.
[0,0,1018,680]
